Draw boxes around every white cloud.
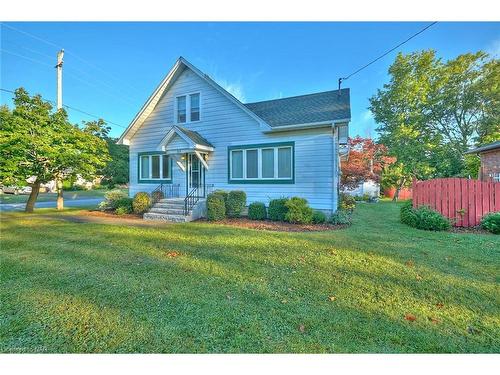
[361,110,374,123]
[216,79,246,102]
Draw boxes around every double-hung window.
[138,153,172,183]
[175,93,201,123]
[228,142,294,184]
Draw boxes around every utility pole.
[55,49,64,110]
[55,49,64,210]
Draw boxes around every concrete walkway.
[0,198,103,212]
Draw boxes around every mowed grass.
[0,202,499,353]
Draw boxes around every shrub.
[115,197,133,214]
[330,210,352,225]
[268,198,289,221]
[339,192,356,212]
[99,189,129,210]
[212,189,228,203]
[132,192,151,214]
[207,192,226,221]
[248,202,267,220]
[226,190,246,218]
[284,197,313,224]
[400,201,451,231]
[480,212,500,234]
[151,190,164,202]
[400,200,418,227]
[115,206,129,215]
[312,210,327,224]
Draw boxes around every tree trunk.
[392,177,407,202]
[25,180,41,213]
[56,178,64,210]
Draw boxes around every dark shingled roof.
[244,89,351,127]
[465,141,500,154]
[177,126,214,148]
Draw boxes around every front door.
[187,153,204,195]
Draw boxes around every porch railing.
[151,183,180,205]
[184,183,214,216]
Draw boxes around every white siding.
[129,68,338,212]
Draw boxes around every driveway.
[0,198,103,212]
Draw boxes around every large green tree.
[370,50,499,194]
[0,88,109,212]
[83,119,129,187]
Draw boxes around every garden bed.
[196,217,348,232]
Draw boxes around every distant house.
[342,179,380,198]
[465,141,500,182]
[117,57,351,221]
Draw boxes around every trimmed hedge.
[284,197,313,224]
[268,198,289,221]
[207,192,226,221]
[132,192,151,214]
[312,210,327,224]
[248,202,267,220]
[400,201,451,231]
[212,190,228,203]
[480,212,500,234]
[226,190,246,218]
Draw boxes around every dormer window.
[175,92,201,124]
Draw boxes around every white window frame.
[138,154,172,181]
[229,144,294,181]
[174,92,201,124]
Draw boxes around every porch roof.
[158,125,214,153]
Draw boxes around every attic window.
[177,96,186,123]
[176,93,201,123]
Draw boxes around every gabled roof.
[117,57,270,144]
[465,141,500,154]
[158,125,214,152]
[118,57,352,144]
[176,126,213,148]
[244,89,351,128]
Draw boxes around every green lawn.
[1,202,498,353]
[0,188,127,204]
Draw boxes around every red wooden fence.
[413,178,500,227]
[384,187,413,200]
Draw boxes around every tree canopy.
[370,50,499,186]
[340,136,395,190]
[0,88,110,212]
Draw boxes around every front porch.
[144,126,215,222]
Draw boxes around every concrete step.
[149,207,185,215]
[144,212,193,223]
[159,198,185,203]
[153,202,185,209]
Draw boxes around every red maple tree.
[340,136,396,190]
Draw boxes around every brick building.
[465,141,500,182]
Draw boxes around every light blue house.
[118,57,350,221]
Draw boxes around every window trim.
[137,152,173,184]
[227,142,295,184]
[174,92,201,124]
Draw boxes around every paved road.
[0,198,103,212]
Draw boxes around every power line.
[1,22,142,94]
[0,88,127,129]
[339,22,438,89]
[1,46,138,106]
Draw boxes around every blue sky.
[1,22,499,138]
